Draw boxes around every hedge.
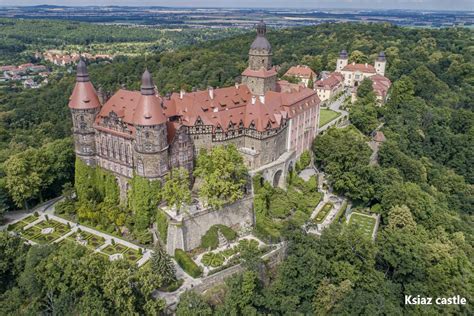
[200,224,237,250]
[156,210,169,244]
[334,201,348,223]
[174,249,202,278]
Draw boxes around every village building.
[69,21,321,195]
[335,50,391,104]
[315,72,344,103]
[283,65,317,88]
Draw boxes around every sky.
[1,1,473,11]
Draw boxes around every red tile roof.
[284,65,316,79]
[315,72,344,90]
[370,74,391,98]
[95,83,319,137]
[68,81,101,110]
[241,67,277,78]
[342,63,376,73]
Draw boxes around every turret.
[133,69,169,179]
[241,20,277,95]
[68,59,100,166]
[336,49,349,72]
[374,51,386,76]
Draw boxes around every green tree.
[194,145,248,209]
[176,291,212,316]
[151,244,177,286]
[162,168,191,213]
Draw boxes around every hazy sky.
[1,0,473,11]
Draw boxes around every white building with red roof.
[336,50,388,87]
[315,72,344,102]
[284,65,317,88]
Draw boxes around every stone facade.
[165,196,254,255]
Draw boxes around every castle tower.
[133,69,169,179]
[374,51,386,76]
[68,59,101,166]
[241,20,277,95]
[336,50,349,72]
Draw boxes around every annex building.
[68,21,321,194]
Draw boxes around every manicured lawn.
[22,214,39,224]
[313,202,333,224]
[319,109,341,126]
[349,212,376,238]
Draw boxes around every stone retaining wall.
[166,196,254,255]
[192,242,287,294]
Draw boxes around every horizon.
[1,1,473,12]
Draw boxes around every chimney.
[208,86,214,100]
[259,95,265,104]
[180,89,185,99]
[365,63,368,67]
[235,82,239,89]
[352,62,355,65]
[251,95,256,104]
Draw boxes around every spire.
[133,69,166,126]
[76,59,90,82]
[339,50,348,59]
[377,51,386,62]
[69,59,100,109]
[141,69,155,95]
[256,20,266,36]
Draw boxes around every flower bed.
[313,202,333,224]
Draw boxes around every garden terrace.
[66,231,106,250]
[15,219,71,244]
[348,212,377,239]
[319,109,341,126]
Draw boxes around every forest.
[0,22,473,314]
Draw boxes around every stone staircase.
[217,229,228,248]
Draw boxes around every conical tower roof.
[68,59,101,109]
[133,69,167,126]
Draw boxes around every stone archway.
[273,170,283,187]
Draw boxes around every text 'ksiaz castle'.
[69,21,321,192]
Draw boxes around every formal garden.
[348,212,377,239]
[8,214,146,266]
[313,202,333,224]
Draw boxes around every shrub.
[174,249,203,278]
[160,278,184,292]
[237,239,259,253]
[295,150,311,173]
[202,252,225,268]
[200,225,237,250]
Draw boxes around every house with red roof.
[284,65,317,88]
[315,72,344,102]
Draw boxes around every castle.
[68,21,320,194]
